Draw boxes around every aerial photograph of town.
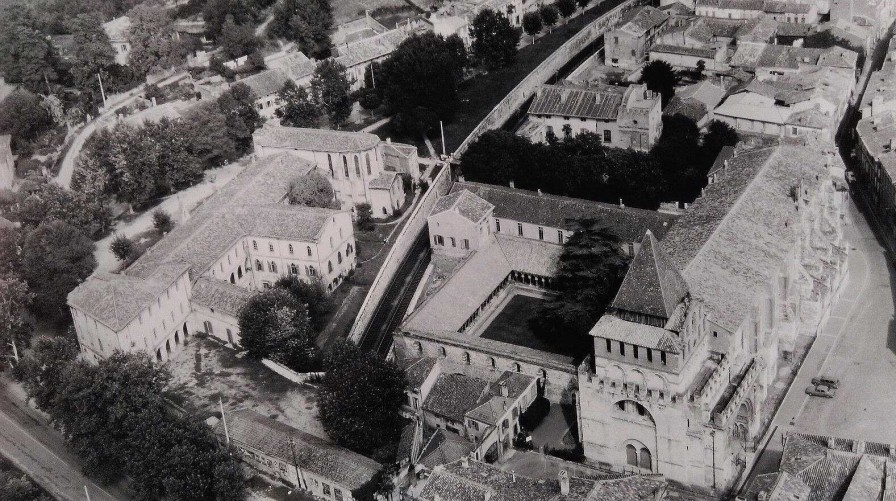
[0,0,894,498]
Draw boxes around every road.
[0,381,128,501]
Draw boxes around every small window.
[633,346,639,359]
[558,230,564,243]
[661,351,667,365]
[255,259,262,271]
[343,157,349,177]
[307,246,312,257]
[434,235,444,246]
[517,222,523,236]
[462,239,470,250]
[268,243,274,252]
[495,219,501,232]
[606,338,612,353]
[290,264,298,275]
[288,244,294,254]
[647,349,653,362]
[620,342,626,356]
[604,130,612,143]
[337,251,343,264]
[450,237,456,247]
[252,240,258,250]
[538,227,544,240]
[354,156,361,176]
[328,261,333,273]
[463,352,471,364]
[270,261,277,273]
[366,153,372,175]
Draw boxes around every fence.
[452,0,646,158]
[348,165,453,343]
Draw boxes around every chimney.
[386,137,392,144]
[509,180,515,188]
[500,382,508,397]
[852,440,866,454]
[151,96,157,107]
[461,455,469,468]
[537,188,543,196]
[619,198,625,208]
[459,175,466,182]
[558,470,570,496]
[511,470,516,482]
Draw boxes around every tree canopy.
[268,0,333,59]
[219,14,259,59]
[237,288,319,371]
[0,11,60,92]
[275,80,320,128]
[469,9,521,70]
[10,182,111,238]
[311,59,352,126]
[640,60,678,106]
[127,5,187,76]
[318,341,407,460]
[379,32,467,134]
[522,12,543,40]
[0,90,53,151]
[540,4,559,29]
[274,274,333,331]
[287,170,338,209]
[69,12,117,91]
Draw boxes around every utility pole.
[288,437,307,491]
[97,72,107,109]
[8,340,18,363]
[440,120,447,157]
[219,397,229,444]
[84,485,92,501]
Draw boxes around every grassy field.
[479,294,559,352]
[331,0,408,25]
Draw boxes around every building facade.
[605,6,670,69]
[855,111,896,256]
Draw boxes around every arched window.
[290,264,298,275]
[626,445,638,467]
[354,156,361,176]
[463,352,471,364]
[328,154,334,176]
[490,357,496,368]
[439,346,447,357]
[230,273,235,284]
[309,266,317,276]
[237,266,243,279]
[255,259,262,271]
[328,261,333,273]
[288,244,294,254]
[346,243,352,255]
[307,246,312,257]
[639,448,652,470]
[414,341,423,355]
[337,251,343,264]
[343,156,349,177]
[252,240,258,250]
[514,363,521,373]
[270,261,277,273]
[366,153,372,175]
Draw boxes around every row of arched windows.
[413,341,552,378]
[625,444,652,470]
[327,153,373,179]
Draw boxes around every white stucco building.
[68,154,357,363]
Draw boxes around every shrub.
[110,234,134,261]
[144,84,164,104]
[152,210,173,233]
[519,396,550,430]
[356,203,374,231]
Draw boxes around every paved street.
[0,380,128,501]
[744,198,896,484]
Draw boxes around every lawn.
[479,294,565,354]
[372,0,628,153]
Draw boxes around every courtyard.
[476,288,577,357]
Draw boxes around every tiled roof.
[662,143,834,332]
[423,373,489,423]
[215,409,381,491]
[736,17,779,42]
[418,429,475,469]
[589,314,682,352]
[616,6,669,35]
[664,97,708,122]
[190,276,252,317]
[431,189,494,223]
[396,420,420,464]
[253,124,381,153]
[528,84,624,121]
[494,234,562,277]
[383,142,417,158]
[452,182,678,242]
[763,0,812,13]
[611,230,689,319]
[650,44,716,58]
[697,0,765,9]
[368,171,398,190]
[265,52,316,82]
[238,69,290,98]
[708,145,737,176]
[857,111,896,181]
[334,28,409,69]
[588,474,669,500]
[103,16,130,41]
[402,356,438,389]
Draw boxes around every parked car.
[811,376,840,389]
[805,384,835,398]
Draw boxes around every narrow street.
[0,380,129,501]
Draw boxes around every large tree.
[522,12,543,42]
[12,182,112,238]
[216,82,263,155]
[640,60,678,106]
[13,333,79,411]
[127,4,187,76]
[237,288,318,371]
[287,170,338,209]
[0,12,60,93]
[539,4,559,31]
[275,274,332,331]
[181,101,239,166]
[530,220,629,354]
[379,32,466,134]
[267,0,333,59]
[555,0,577,21]
[22,221,96,323]
[276,80,320,127]
[219,14,259,59]
[69,12,117,92]
[0,90,53,151]
[650,114,701,202]
[469,9,521,70]
[311,59,352,126]
[0,277,34,360]
[318,341,407,460]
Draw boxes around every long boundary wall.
[452,0,647,158]
[348,165,453,343]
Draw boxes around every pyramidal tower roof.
[611,230,689,320]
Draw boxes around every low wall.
[261,359,323,385]
[348,165,453,343]
[452,0,646,158]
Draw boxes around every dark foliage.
[237,288,320,371]
[640,60,678,106]
[274,274,333,332]
[152,210,173,233]
[110,234,134,261]
[267,0,333,59]
[469,9,521,70]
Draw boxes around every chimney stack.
[500,382,508,397]
[619,198,625,208]
[537,188,543,196]
[459,175,466,182]
[461,455,469,468]
[558,470,569,495]
[509,180,515,188]
[511,470,516,482]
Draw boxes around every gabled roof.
[616,6,669,36]
[418,429,475,469]
[253,124,382,153]
[215,409,381,491]
[401,356,439,389]
[611,230,689,319]
[528,83,625,121]
[423,373,489,423]
[430,189,494,223]
[190,276,253,317]
[238,69,290,98]
[368,171,399,190]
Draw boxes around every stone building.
[577,142,849,490]
[695,0,820,24]
[68,154,357,363]
[253,125,417,218]
[605,6,670,69]
[855,110,896,255]
[526,83,663,151]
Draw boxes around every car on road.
[805,384,836,398]
[811,376,840,389]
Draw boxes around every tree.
[357,88,382,112]
[0,227,24,277]
[275,80,319,128]
[268,0,333,59]
[380,33,466,134]
[127,4,187,76]
[152,210,173,233]
[356,203,374,230]
[459,130,538,186]
[11,183,112,238]
[13,333,78,411]
[311,59,353,126]
[640,60,678,106]
[0,470,52,501]
[22,221,96,323]
[522,12,543,42]
[220,15,259,59]
[539,5,559,31]
[576,0,590,9]
[110,234,134,261]
[274,274,333,331]
[555,0,577,21]
[69,12,117,92]
[217,83,263,154]
[0,16,60,93]
[529,220,629,354]
[237,288,318,370]
[318,341,407,459]
[181,101,239,166]
[0,277,34,360]
[701,119,739,163]
[469,9,521,70]
[203,0,260,40]
[287,170,338,208]
[0,91,53,151]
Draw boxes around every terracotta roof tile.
[611,230,689,319]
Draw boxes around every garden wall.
[348,165,453,343]
[261,359,324,385]
[452,0,646,158]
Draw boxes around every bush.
[144,84,164,104]
[15,158,42,178]
[545,445,585,462]
[152,210,173,233]
[356,203,374,231]
[519,396,550,430]
[110,234,135,261]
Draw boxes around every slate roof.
[190,276,252,317]
[616,6,669,36]
[611,230,689,319]
[528,83,625,121]
[423,373,489,423]
[451,182,678,242]
[215,409,381,491]
[418,429,475,469]
[253,124,382,153]
[430,189,494,223]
